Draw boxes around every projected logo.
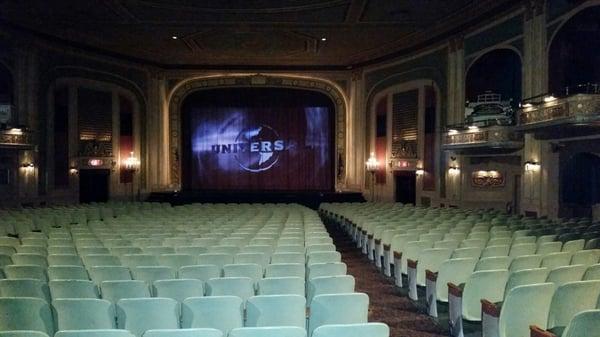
[211,124,285,172]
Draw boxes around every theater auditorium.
[0,1,599,337]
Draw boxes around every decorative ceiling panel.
[0,0,522,67]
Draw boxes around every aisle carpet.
[327,225,449,337]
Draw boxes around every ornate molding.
[519,94,600,127]
[0,132,34,148]
[167,74,347,188]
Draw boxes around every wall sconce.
[448,165,460,175]
[69,166,79,175]
[524,161,540,172]
[20,162,34,173]
[122,152,140,172]
[365,152,379,173]
[415,168,425,176]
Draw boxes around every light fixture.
[448,129,459,135]
[524,161,540,172]
[365,152,379,172]
[416,169,425,176]
[7,127,23,135]
[544,95,557,103]
[448,166,460,175]
[20,162,34,173]
[522,103,533,108]
[171,36,178,40]
[123,152,140,171]
[467,125,479,131]
[321,37,327,41]
[69,166,79,175]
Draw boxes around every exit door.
[395,171,416,205]
[79,169,110,203]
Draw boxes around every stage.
[146,190,365,209]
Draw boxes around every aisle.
[327,225,448,337]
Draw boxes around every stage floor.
[147,190,365,209]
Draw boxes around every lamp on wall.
[20,162,34,173]
[122,152,140,201]
[365,152,379,201]
[69,166,79,175]
[524,161,540,172]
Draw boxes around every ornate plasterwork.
[167,74,347,188]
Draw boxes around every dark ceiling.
[0,0,521,68]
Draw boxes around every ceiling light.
[321,37,327,41]
[172,36,178,40]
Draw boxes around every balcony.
[0,127,34,149]
[442,124,523,154]
[517,86,600,139]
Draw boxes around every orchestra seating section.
[0,202,390,337]
[319,202,600,337]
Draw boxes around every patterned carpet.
[327,224,449,337]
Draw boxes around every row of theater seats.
[320,202,600,337]
[0,202,389,337]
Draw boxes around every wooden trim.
[448,282,463,297]
[374,239,381,245]
[530,326,557,337]
[426,269,438,281]
[367,234,373,239]
[481,299,500,318]
[393,251,403,260]
[408,259,418,268]
[383,244,391,251]
[362,230,367,235]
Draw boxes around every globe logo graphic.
[234,124,284,172]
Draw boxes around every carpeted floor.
[327,224,449,337]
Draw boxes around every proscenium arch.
[167,74,348,189]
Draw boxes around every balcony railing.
[518,93,600,128]
[442,124,522,152]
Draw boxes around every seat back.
[49,280,99,299]
[583,264,600,280]
[181,296,243,335]
[265,263,305,278]
[509,243,537,257]
[157,254,197,271]
[435,258,477,302]
[546,265,587,287]
[228,327,306,337]
[206,277,254,301]
[245,295,306,328]
[48,266,89,281]
[307,263,347,280]
[307,275,355,305]
[481,245,510,258]
[100,280,150,304]
[52,298,115,330]
[89,266,132,284]
[0,297,54,336]
[132,266,176,285]
[541,252,573,269]
[571,249,600,267]
[475,256,511,271]
[116,298,179,337]
[197,254,234,272]
[152,279,204,302]
[4,265,47,281]
[223,264,263,284]
[257,277,304,296]
[143,329,223,337]
[178,265,220,282]
[312,323,390,337]
[498,283,555,337]
[536,242,562,255]
[562,239,585,253]
[307,251,341,266]
[451,247,483,259]
[562,310,600,337]
[504,268,550,296]
[509,255,542,272]
[0,279,50,301]
[547,280,600,330]
[416,248,453,285]
[462,270,510,321]
[308,293,369,335]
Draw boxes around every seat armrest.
[448,282,463,297]
[426,270,438,282]
[481,299,500,318]
[530,325,557,337]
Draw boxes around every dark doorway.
[79,169,110,203]
[395,171,416,205]
[560,152,600,217]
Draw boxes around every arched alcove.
[0,63,13,105]
[560,152,600,217]
[465,49,522,106]
[548,6,600,95]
